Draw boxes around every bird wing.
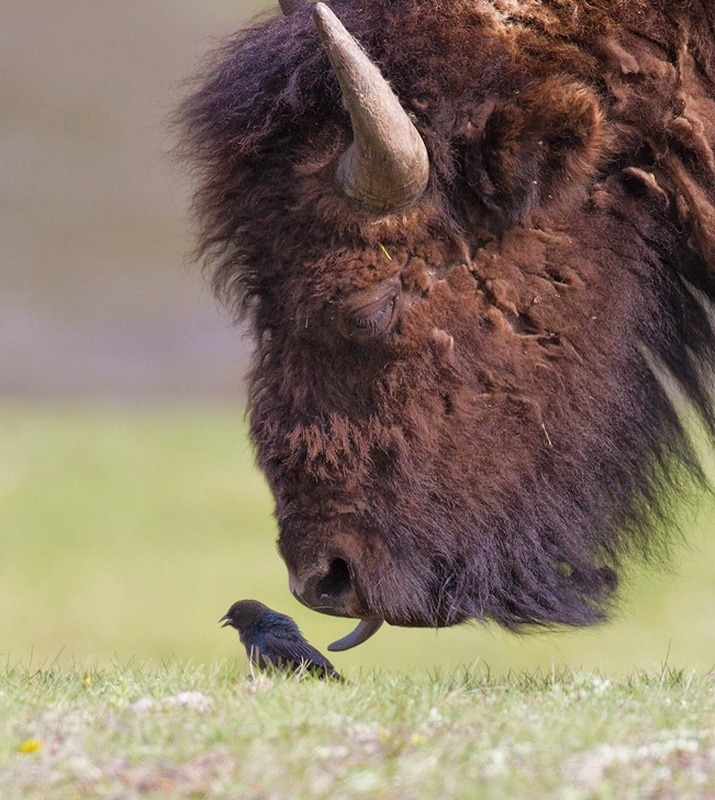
[259,626,338,675]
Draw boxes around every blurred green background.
[1,1,714,676]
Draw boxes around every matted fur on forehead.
[175,0,613,310]
[175,0,715,306]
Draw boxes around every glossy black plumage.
[219,599,341,679]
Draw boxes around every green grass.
[1,403,714,674]
[1,404,715,796]
[1,661,714,798]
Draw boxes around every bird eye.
[341,284,399,341]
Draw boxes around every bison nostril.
[290,555,364,617]
[315,558,352,600]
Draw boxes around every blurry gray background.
[1,0,275,402]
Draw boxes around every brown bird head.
[219,600,271,632]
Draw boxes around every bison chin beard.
[279,513,621,652]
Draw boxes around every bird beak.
[219,616,232,627]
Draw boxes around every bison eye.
[340,284,399,341]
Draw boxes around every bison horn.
[313,3,430,213]
[279,0,305,15]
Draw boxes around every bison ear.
[461,77,610,223]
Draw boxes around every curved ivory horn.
[313,3,430,212]
[279,0,305,15]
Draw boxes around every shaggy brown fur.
[176,0,715,631]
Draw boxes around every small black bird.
[219,599,341,680]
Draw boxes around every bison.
[177,0,715,650]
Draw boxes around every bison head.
[177,1,715,649]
